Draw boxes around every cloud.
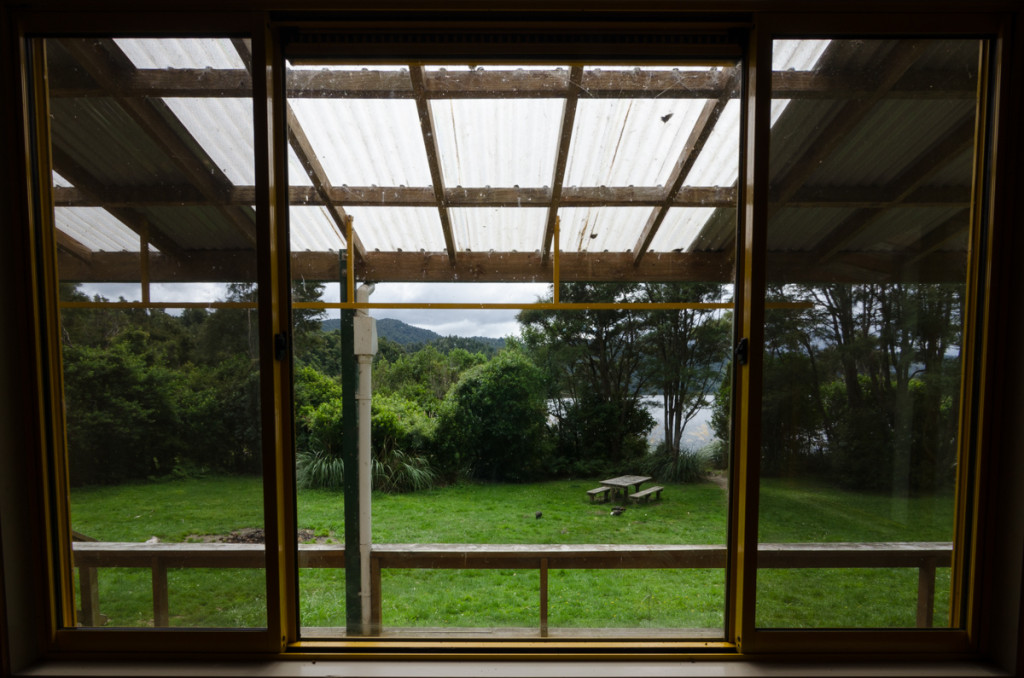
[368,282,550,339]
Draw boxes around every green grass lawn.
[69,475,954,632]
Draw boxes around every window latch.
[274,333,289,361]
[734,337,749,366]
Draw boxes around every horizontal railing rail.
[72,541,952,632]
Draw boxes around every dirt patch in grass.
[188,528,333,544]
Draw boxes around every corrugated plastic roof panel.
[346,206,446,252]
[289,98,433,187]
[558,206,652,253]
[289,206,345,252]
[431,99,563,188]
[767,207,856,251]
[773,40,831,72]
[56,207,153,252]
[809,99,976,188]
[163,98,254,186]
[142,206,255,251]
[50,97,189,187]
[844,206,967,252]
[685,99,740,188]
[115,38,247,70]
[648,208,717,252]
[450,207,546,253]
[565,98,710,188]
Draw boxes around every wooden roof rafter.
[51,147,190,261]
[58,38,258,247]
[811,115,975,264]
[632,70,739,266]
[542,65,584,265]
[409,65,457,266]
[689,40,931,255]
[231,38,367,261]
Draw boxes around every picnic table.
[600,475,652,500]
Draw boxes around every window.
[1,3,1020,672]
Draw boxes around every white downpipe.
[353,284,377,632]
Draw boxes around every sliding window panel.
[756,38,983,630]
[46,36,267,629]
[286,58,740,640]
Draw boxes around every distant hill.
[320,317,505,354]
[375,318,442,345]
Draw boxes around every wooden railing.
[72,541,952,631]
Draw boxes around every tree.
[641,283,730,457]
[518,283,653,473]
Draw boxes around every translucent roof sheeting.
[290,99,433,186]
[451,207,547,253]
[346,206,446,252]
[432,99,563,188]
[45,36,981,289]
[566,99,710,188]
[558,206,652,253]
[56,207,157,253]
[114,37,247,70]
[163,98,255,186]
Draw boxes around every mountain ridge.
[321,316,505,352]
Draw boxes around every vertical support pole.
[552,217,560,305]
[139,221,150,305]
[356,351,373,631]
[354,284,377,633]
[917,560,937,628]
[340,251,361,635]
[79,567,100,627]
[540,558,549,637]
[152,559,169,628]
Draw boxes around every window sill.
[15,659,1014,678]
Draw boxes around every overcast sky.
[79,281,552,339]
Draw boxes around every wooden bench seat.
[587,486,612,503]
[627,486,664,503]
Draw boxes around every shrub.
[640,443,712,484]
[435,349,548,482]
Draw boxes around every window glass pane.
[287,59,739,639]
[756,38,982,629]
[47,37,266,629]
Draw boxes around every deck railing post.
[152,558,169,627]
[916,559,937,628]
[79,566,100,627]
[540,557,549,637]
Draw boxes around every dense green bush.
[435,350,549,482]
[63,339,184,485]
[371,393,438,492]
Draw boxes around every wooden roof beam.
[769,40,929,215]
[286,104,367,261]
[48,65,974,101]
[542,65,584,264]
[57,249,966,286]
[409,65,457,266]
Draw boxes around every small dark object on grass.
[611,507,625,516]
[535,511,543,519]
